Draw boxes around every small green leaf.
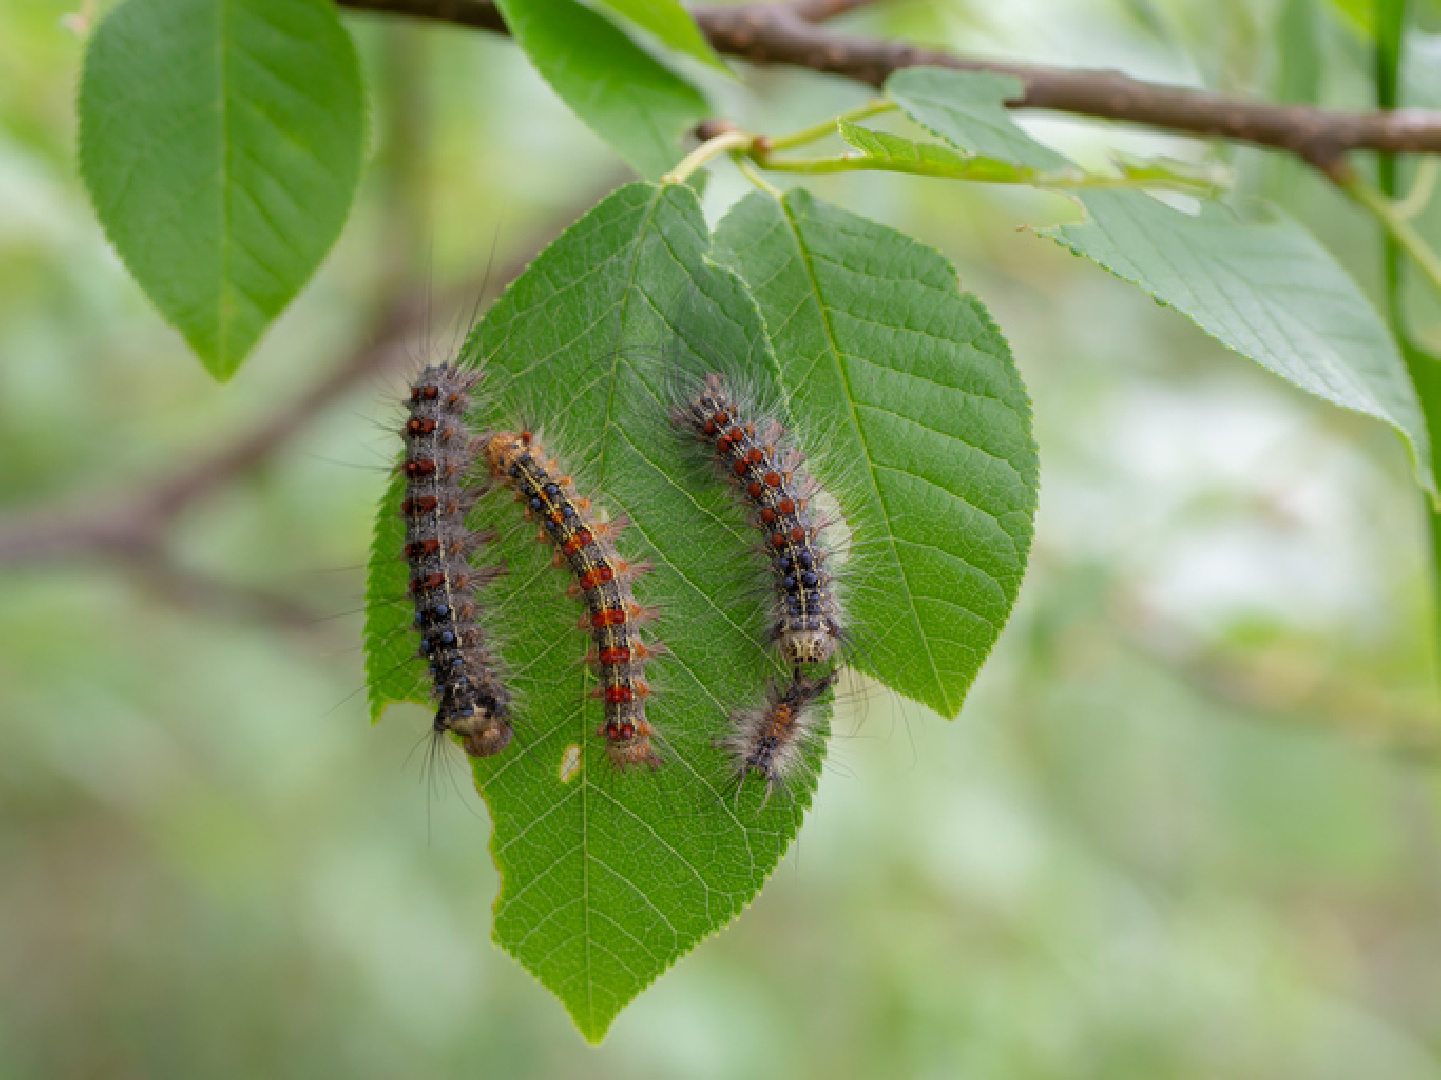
[593,0,729,71]
[366,182,820,1042]
[886,66,1070,171]
[1043,189,1435,495]
[715,189,1039,718]
[79,0,365,380]
[838,119,1034,182]
[496,0,708,179]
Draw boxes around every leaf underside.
[496,0,707,180]
[1044,190,1434,495]
[888,66,1433,496]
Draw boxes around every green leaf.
[838,119,1037,183]
[78,0,365,380]
[366,182,822,1041]
[593,0,729,71]
[714,189,1040,718]
[838,121,1222,195]
[496,0,708,179]
[886,66,1071,171]
[365,181,1037,1036]
[1042,189,1436,495]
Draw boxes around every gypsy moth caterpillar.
[483,429,664,771]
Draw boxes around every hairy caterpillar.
[401,363,514,758]
[483,430,663,771]
[720,671,838,802]
[672,371,845,675]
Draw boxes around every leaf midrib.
[777,194,952,717]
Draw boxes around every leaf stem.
[1398,157,1440,220]
[750,150,1217,193]
[762,99,895,152]
[733,154,783,196]
[1344,173,1441,297]
[663,128,754,185]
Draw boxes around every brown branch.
[0,173,623,631]
[0,302,421,632]
[336,0,1441,168]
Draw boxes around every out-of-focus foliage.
[3,0,1441,1075]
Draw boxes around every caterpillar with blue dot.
[484,430,664,772]
[400,363,514,759]
[672,372,846,794]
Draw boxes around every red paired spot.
[746,482,762,499]
[401,495,438,515]
[732,460,748,476]
[727,427,743,442]
[405,537,440,558]
[746,448,764,464]
[599,647,630,664]
[591,608,626,628]
[409,571,446,592]
[760,507,776,524]
[404,459,437,477]
[764,472,781,488]
[406,417,437,435]
[779,498,796,515]
[790,527,806,543]
[605,686,634,705]
[580,567,615,589]
[715,411,730,425]
[771,533,786,548]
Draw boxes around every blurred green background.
[6,0,1441,1076]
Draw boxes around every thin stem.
[748,149,1218,193]
[733,153,783,196]
[1398,157,1440,220]
[1345,174,1441,306]
[663,129,754,185]
[762,99,895,151]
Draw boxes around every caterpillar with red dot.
[483,430,663,771]
[672,370,848,794]
[401,363,514,759]
[719,671,839,804]
[672,371,845,674]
